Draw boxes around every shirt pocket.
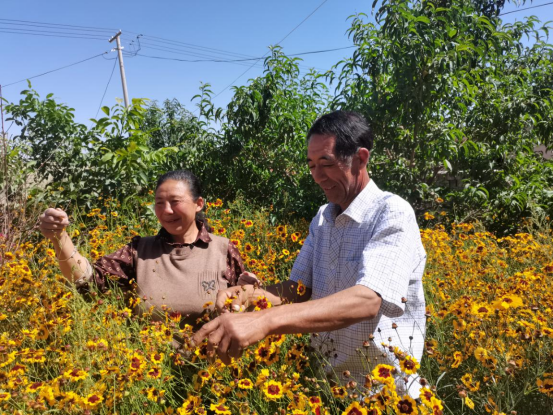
[342,259,361,289]
[198,271,221,300]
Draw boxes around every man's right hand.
[39,208,69,240]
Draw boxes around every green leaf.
[415,16,430,24]
[100,152,113,162]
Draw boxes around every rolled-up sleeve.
[356,199,422,318]
[225,241,244,286]
[85,236,140,292]
[289,213,319,289]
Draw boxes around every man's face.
[307,134,365,211]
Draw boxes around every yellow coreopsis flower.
[263,380,284,400]
[342,401,367,415]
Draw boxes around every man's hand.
[192,311,270,365]
[39,208,70,240]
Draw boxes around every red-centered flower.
[342,401,367,415]
[430,397,444,415]
[331,386,347,399]
[64,368,87,381]
[148,367,162,379]
[396,396,418,414]
[210,399,231,415]
[254,295,272,311]
[263,380,284,400]
[9,364,26,375]
[26,382,44,393]
[237,378,253,389]
[297,280,307,296]
[399,356,420,375]
[419,387,435,406]
[130,357,143,370]
[84,393,103,407]
[308,396,322,407]
[150,352,164,364]
[372,364,395,385]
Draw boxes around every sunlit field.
[1,198,552,415]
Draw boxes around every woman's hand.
[215,272,263,313]
[38,207,90,282]
[236,271,262,287]
[216,285,251,314]
[39,208,70,240]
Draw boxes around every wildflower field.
[1,198,552,415]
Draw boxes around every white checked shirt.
[290,179,426,397]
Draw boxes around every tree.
[196,47,331,219]
[6,88,178,208]
[333,0,553,231]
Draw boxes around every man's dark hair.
[307,111,374,159]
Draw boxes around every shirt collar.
[322,179,384,224]
[155,220,212,246]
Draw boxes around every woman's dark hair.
[307,110,374,160]
[155,170,211,232]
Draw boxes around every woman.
[39,170,244,331]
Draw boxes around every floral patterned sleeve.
[87,236,141,292]
[225,241,244,286]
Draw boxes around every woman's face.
[154,180,204,240]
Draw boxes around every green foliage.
[332,0,553,232]
[5,84,90,187]
[139,98,208,172]
[196,47,331,220]
[6,90,178,208]
[4,0,553,233]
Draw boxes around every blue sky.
[1,0,552,129]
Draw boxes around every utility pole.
[109,31,130,108]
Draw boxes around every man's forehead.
[307,134,337,159]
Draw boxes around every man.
[192,111,426,397]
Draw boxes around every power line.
[134,45,355,63]
[139,35,256,60]
[2,52,108,88]
[137,41,262,63]
[126,33,329,71]
[0,21,116,34]
[129,36,268,68]
[135,44,266,69]
[212,0,331,100]
[0,29,110,41]
[132,38,325,71]
[276,0,331,47]
[95,55,118,119]
[0,27,110,39]
[0,18,117,33]
[0,17,322,70]
[501,1,553,15]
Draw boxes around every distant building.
[535,144,553,160]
